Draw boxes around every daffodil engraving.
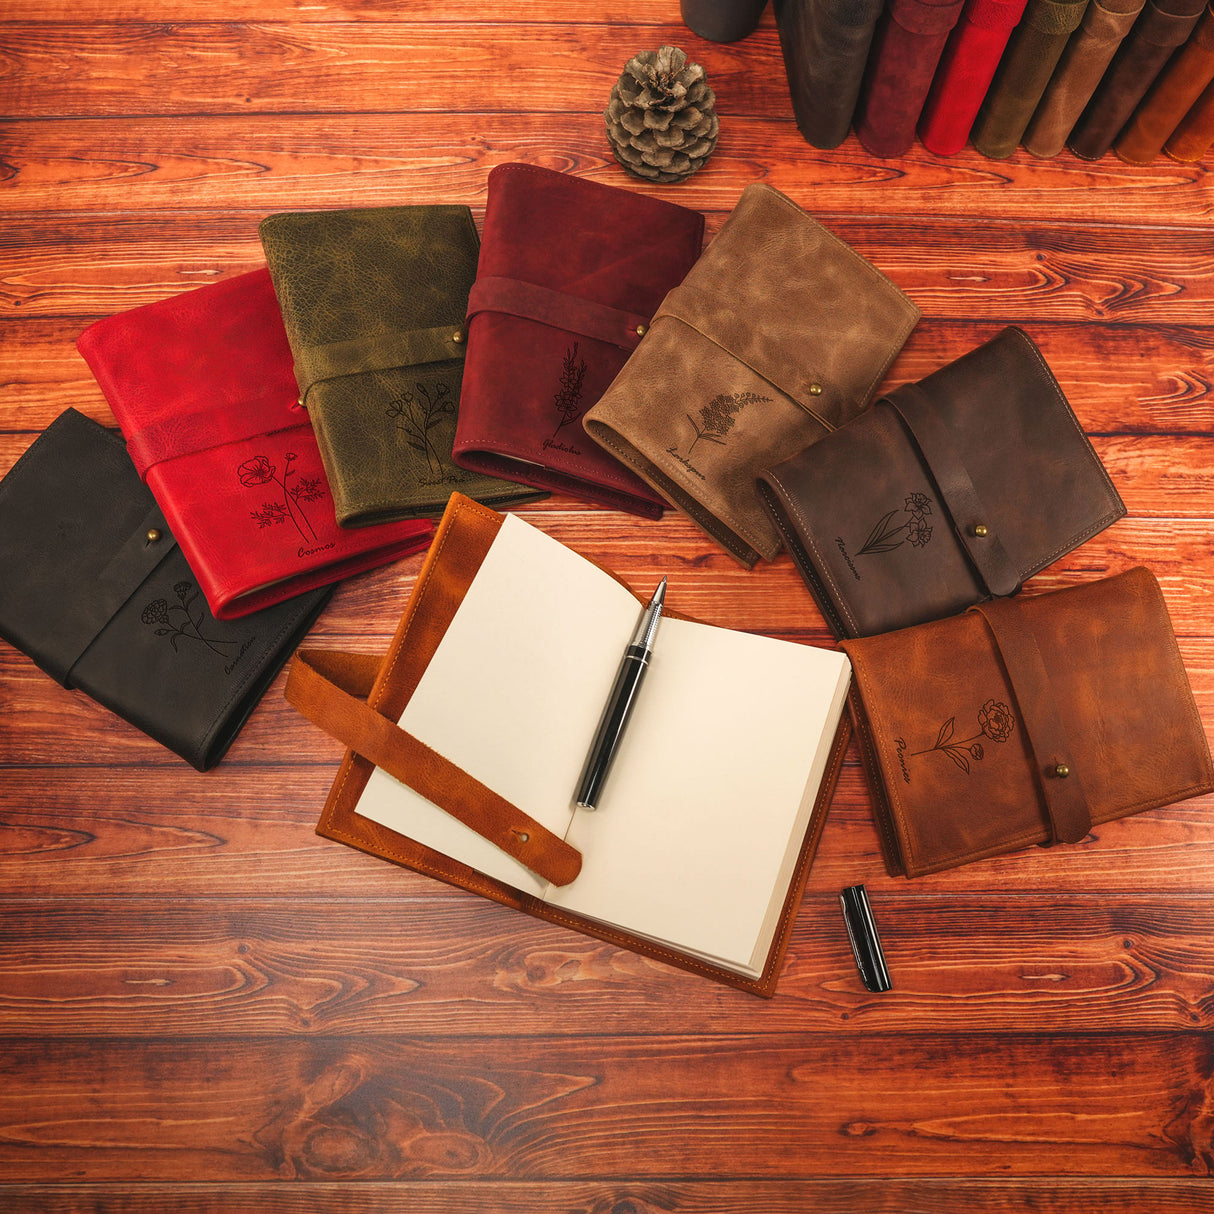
[857,492,934,556]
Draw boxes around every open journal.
[288,494,853,995]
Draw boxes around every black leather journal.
[0,410,331,770]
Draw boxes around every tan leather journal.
[584,183,920,568]
[841,569,1213,878]
[285,493,854,996]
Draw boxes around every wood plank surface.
[2,0,1213,1209]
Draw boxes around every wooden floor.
[2,2,1214,1210]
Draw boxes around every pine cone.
[604,46,719,184]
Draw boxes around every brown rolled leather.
[841,568,1214,878]
[1068,0,1208,158]
[1165,72,1214,156]
[1115,1,1214,161]
[1022,0,1147,156]
[970,0,1092,157]
[681,0,769,40]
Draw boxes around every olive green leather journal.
[260,205,545,527]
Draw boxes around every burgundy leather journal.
[77,270,434,619]
[452,164,704,518]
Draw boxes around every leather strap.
[124,397,308,479]
[883,384,1021,597]
[285,648,583,887]
[969,597,1092,844]
[54,503,178,686]
[466,275,650,352]
[294,325,467,407]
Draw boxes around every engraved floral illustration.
[857,492,934,556]
[386,380,463,482]
[910,698,1015,774]
[552,342,589,436]
[239,452,326,542]
[684,391,770,455]
[141,581,238,659]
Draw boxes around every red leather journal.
[77,270,433,619]
[452,164,704,518]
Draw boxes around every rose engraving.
[909,698,1015,774]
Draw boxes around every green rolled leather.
[970,0,1092,157]
[260,205,545,528]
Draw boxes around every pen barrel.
[575,645,651,810]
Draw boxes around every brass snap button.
[808,383,823,396]
[635,324,647,338]
[1053,763,1070,779]
[146,528,162,544]
[451,329,465,344]
[972,524,989,538]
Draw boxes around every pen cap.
[840,884,892,993]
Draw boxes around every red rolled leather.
[919,0,1031,155]
[77,269,434,620]
[854,0,969,156]
[453,164,704,517]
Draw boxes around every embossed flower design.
[910,700,1015,774]
[238,455,275,487]
[140,581,236,658]
[857,492,936,556]
[978,698,1015,743]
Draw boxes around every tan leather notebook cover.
[294,493,852,997]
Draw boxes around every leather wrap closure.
[285,648,584,887]
[881,383,1021,598]
[125,395,307,479]
[293,324,468,407]
[52,502,177,687]
[969,597,1091,844]
[466,275,650,353]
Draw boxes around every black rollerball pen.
[575,576,667,810]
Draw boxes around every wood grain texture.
[2,0,1214,1208]
[0,1034,1210,1180]
[5,1181,1214,1214]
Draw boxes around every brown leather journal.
[841,569,1214,878]
[584,183,919,568]
[285,493,853,996]
[756,327,1126,638]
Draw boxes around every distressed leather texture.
[584,183,920,567]
[681,0,769,39]
[1068,0,1208,157]
[1115,1,1214,161]
[259,205,543,527]
[757,327,1126,637]
[1022,0,1147,156]
[971,0,1092,157]
[854,0,968,156]
[774,0,888,148]
[293,492,852,996]
[76,269,433,620]
[919,0,1030,156]
[841,568,1214,877]
[1165,72,1214,157]
[452,164,702,518]
[0,410,330,770]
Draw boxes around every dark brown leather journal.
[285,493,853,996]
[757,327,1126,638]
[841,569,1214,877]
